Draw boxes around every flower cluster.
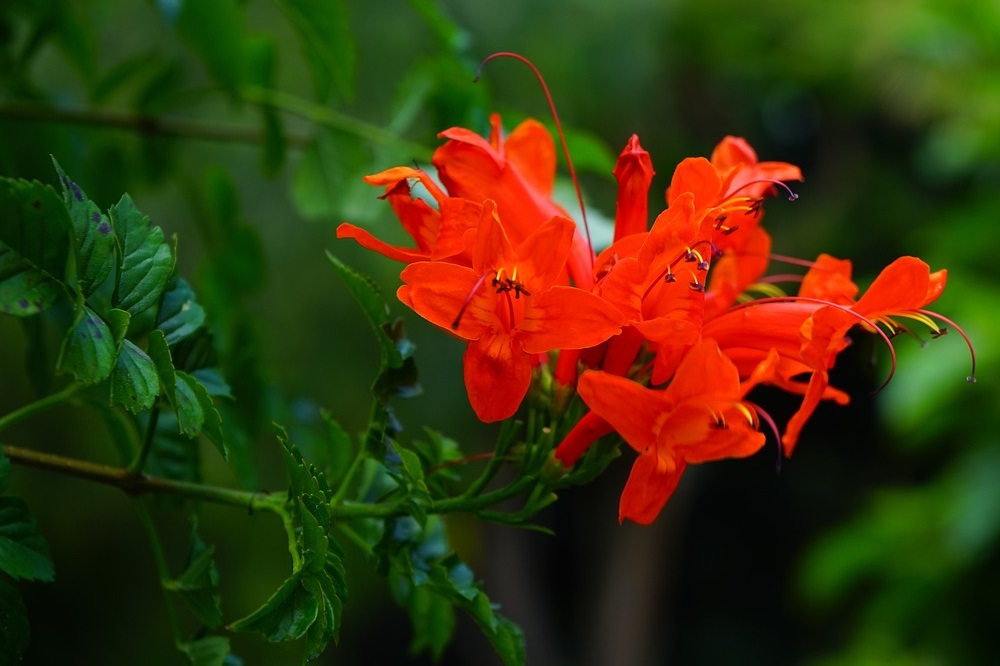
[337,114,974,524]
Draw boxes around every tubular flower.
[433,113,595,287]
[575,339,765,524]
[397,201,624,422]
[336,166,482,265]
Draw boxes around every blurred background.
[1,0,998,664]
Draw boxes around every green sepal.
[110,193,174,317]
[51,158,116,296]
[0,496,55,582]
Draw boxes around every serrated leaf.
[425,556,526,666]
[148,329,176,404]
[56,304,116,384]
[146,411,199,485]
[167,541,223,628]
[406,586,456,660]
[0,177,74,285]
[327,253,421,400]
[175,372,227,459]
[158,277,206,346]
[51,158,116,296]
[110,339,159,413]
[0,242,61,316]
[275,0,355,101]
[179,635,231,666]
[229,571,317,641]
[0,497,55,582]
[111,193,173,317]
[0,578,29,664]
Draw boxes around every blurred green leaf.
[406,585,456,660]
[291,130,371,221]
[0,497,54,582]
[0,578,29,664]
[178,635,231,666]
[176,0,250,95]
[275,0,355,101]
[110,193,174,317]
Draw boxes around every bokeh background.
[1,0,998,664]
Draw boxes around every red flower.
[336,166,481,265]
[434,113,594,287]
[398,202,624,422]
[574,339,765,524]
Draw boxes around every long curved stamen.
[917,309,977,383]
[475,52,594,273]
[744,400,783,471]
[728,296,899,393]
[452,273,491,330]
[725,178,800,202]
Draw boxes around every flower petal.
[463,333,533,422]
[619,451,686,524]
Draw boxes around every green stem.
[127,406,160,475]
[329,438,366,507]
[134,501,184,647]
[240,86,433,160]
[2,444,281,512]
[0,383,81,434]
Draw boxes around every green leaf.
[426,558,526,666]
[406,585,456,660]
[0,242,62,316]
[191,368,233,399]
[176,0,250,95]
[0,177,74,284]
[111,193,174,317]
[158,277,206,346]
[327,253,420,400]
[229,570,317,642]
[275,0,355,101]
[166,535,223,628]
[175,371,227,460]
[110,339,160,413]
[178,635,231,666]
[51,158,116,296]
[148,329,176,404]
[0,497,55,582]
[0,578,29,664]
[56,304,116,384]
[146,412,200,485]
[292,131,371,221]
[0,450,8,493]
